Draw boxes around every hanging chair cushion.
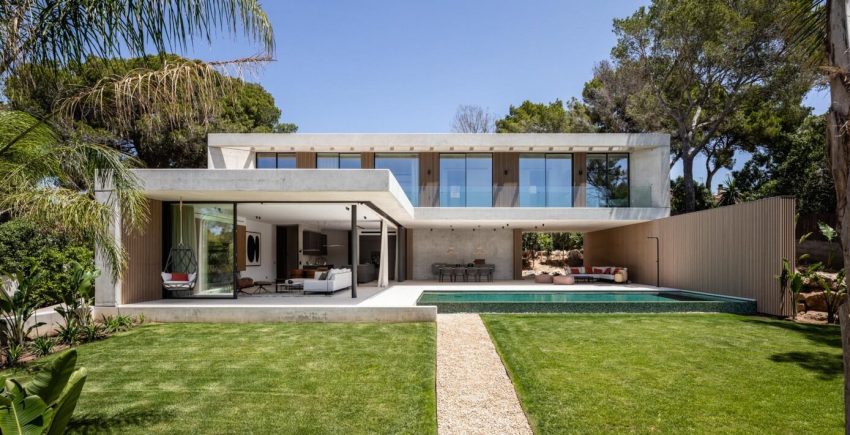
[161,272,197,286]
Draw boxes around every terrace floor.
[99,281,700,323]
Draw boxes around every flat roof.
[208,133,670,152]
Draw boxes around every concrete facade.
[95,133,676,312]
[411,229,514,280]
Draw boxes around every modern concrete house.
[94,132,673,308]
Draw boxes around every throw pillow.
[316,272,327,280]
[171,272,189,281]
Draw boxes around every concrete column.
[94,171,122,307]
[397,227,406,282]
[350,204,358,298]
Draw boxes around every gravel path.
[436,314,533,435]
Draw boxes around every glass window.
[519,155,547,207]
[545,154,573,207]
[440,155,466,207]
[586,154,629,207]
[316,153,339,169]
[256,153,276,169]
[168,203,235,297]
[466,154,492,207]
[586,154,608,207]
[256,153,296,169]
[339,153,361,168]
[317,153,361,169]
[277,154,296,169]
[439,154,492,207]
[375,154,419,205]
[608,154,629,207]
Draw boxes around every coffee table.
[276,281,304,294]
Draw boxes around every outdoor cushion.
[172,272,189,281]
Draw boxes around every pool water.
[416,290,756,314]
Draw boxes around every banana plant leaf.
[24,351,77,405]
[46,368,86,435]
[0,380,53,435]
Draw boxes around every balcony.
[414,185,656,208]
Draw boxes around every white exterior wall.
[241,218,277,282]
[412,229,514,280]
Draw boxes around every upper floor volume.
[207,133,671,210]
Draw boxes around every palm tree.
[716,176,744,206]
[785,1,850,431]
[0,1,274,279]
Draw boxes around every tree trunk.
[827,1,850,433]
[681,152,697,212]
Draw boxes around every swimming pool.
[416,290,756,314]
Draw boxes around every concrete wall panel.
[411,229,514,280]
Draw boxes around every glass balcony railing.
[415,185,655,208]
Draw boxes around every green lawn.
[12,322,436,434]
[482,314,844,434]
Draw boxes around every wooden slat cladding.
[121,199,163,304]
[361,152,375,169]
[572,153,587,207]
[583,197,796,316]
[513,229,523,279]
[494,152,519,207]
[296,152,316,168]
[419,152,439,207]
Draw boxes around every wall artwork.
[247,231,261,266]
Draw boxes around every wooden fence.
[584,197,796,316]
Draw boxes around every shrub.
[0,220,93,308]
[0,271,45,366]
[30,336,54,358]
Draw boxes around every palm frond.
[0,110,147,281]
[57,55,272,137]
[782,0,828,67]
[0,0,275,77]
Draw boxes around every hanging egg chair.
[161,199,198,291]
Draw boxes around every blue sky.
[188,0,829,189]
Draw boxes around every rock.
[804,291,828,312]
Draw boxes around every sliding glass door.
[166,203,236,298]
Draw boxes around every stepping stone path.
[436,313,533,435]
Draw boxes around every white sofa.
[569,266,628,283]
[303,268,352,294]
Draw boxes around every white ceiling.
[237,203,392,230]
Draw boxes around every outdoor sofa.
[568,266,628,283]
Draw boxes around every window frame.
[438,153,493,207]
[255,152,296,169]
[518,153,574,207]
[585,153,631,207]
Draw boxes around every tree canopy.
[733,114,835,215]
[5,55,295,168]
[585,0,814,212]
[495,99,594,133]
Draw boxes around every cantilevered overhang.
[410,207,670,232]
[208,132,669,153]
[131,169,669,231]
[131,169,416,224]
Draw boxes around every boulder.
[804,292,828,312]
